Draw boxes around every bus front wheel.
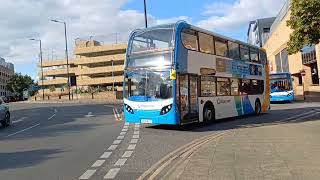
[203,104,215,122]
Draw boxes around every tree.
[49,85,56,92]
[6,73,34,98]
[287,0,320,54]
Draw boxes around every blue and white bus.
[270,72,294,102]
[123,21,270,125]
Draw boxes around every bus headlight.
[160,104,172,115]
[124,104,134,114]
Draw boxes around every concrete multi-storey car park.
[37,38,126,100]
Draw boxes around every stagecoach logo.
[137,103,155,109]
[217,99,231,104]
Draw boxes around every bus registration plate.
[141,119,152,124]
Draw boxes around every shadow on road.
[146,106,320,132]
[0,149,63,170]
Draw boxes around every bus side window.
[181,29,198,51]
[240,45,250,61]
[259,50,267,65]
[239,79,251,95]
[250,48,260,63]
[215,38,228,57]
[199,32,214,54]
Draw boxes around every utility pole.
[30,39,45,101]
[144,0,148,28]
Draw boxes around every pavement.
[0,102,319,180]
[162,104,320,180]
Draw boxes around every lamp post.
[30,38,45,101]
[51,19,71,100]
[144,0,148,28]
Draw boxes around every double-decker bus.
[270,72,294,102]
[123,21,270,125]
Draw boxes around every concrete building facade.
[262,0,320,100]
[0,57,14,97]
[38,39,126,99]
[247,17,276,48]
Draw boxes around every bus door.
[178,74,198,124]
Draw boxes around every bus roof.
[130,21,264,51]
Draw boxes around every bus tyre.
[254,100,261,115]
[203,104,215,122]
[1,112,11,127]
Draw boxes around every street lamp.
[144,0,148,28]
[51,19,71,100]
[30,38,45,101]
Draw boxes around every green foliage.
[6,73,34,97]
[287,0,320,54]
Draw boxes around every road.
[0,102,319,180]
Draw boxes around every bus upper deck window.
[181,29,198,51]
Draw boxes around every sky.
[1,0,286,80]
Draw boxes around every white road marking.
[85,112,95,117]
[104,168,120,179]
[122,151,133,158]
[132,134,140,139]
[130,139,138,144]
[54,109,58,113]
[281,110,315,122]
[100,152,112,159]
[134,127,139,131]
[128,144,136,150]
[114,158,127,166]
[117,135,125,140]
[113,108,119,121]
[12,117,27,124]
[108,145,118,150]
[6,123,41,137]
[133,131,140,135]
[134,124,140,128]
[294,112,320,121]
[79,169,97,179]
[48,114,56,120]
[113,140,122,144]
[124,122,129,125]
[135,123,140,125]
[120,132,126,136]
[123,125,129,129]
[121,128,128,132]
[91,160,105,167]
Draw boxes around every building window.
[200,76,216,96]
[181,29,198,51]
[198,32,214,54]
[217,77,230,96]
[215,38,228,57]
[240,45,250,61]
[275,48,289,72]
[228,41,240,60]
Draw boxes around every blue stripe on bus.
[242,96,254,114]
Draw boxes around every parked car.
[0,97,10,127]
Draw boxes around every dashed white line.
[12,117,27,124]
[48,114,56,120]
[91,160,105,167]
[108,145,118,150]
[122,151,133,158]
[134,124,140,128]
[133,131,140,135]
[124,122,129,125]
[117,135,125,140]
[121,128,128,132]
[120,132,126,136]
[134,127,139,131]
[132,134,140,139]
[114,158,127,166]
[113,140,122,144]
[100,152,112,159]
[79,169,96,179]
[6,123,41,137]
[54,109,58,113]
[130,139,138,144]
[104,168,120,179]
[128,144,136,150]
[123,125,129,129]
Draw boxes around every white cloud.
[198,0,286,31]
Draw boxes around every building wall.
[263,9,320,100]
[0,58,14,97]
